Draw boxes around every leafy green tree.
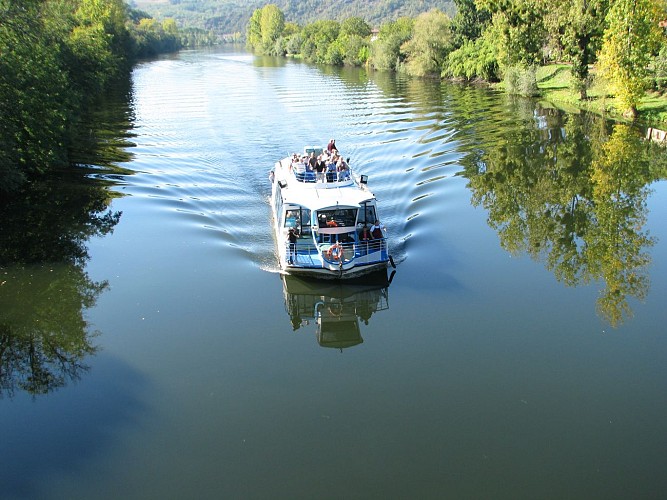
[597,0,665,118]
[260,4,285,54]
[451,0,491,48]
[73,0,130,69]
[340,34,370,66]
[300,19,340,63]
[369,17,414,71]
[0,0,70,191]
[325,37,345,65]
[0,0,178,194]
[545,0,608,99]
[340,16,372,38]
[284,31,304,56]
[476,0,547,70]
[445,30,499,80]
[128,17,182,57]
[401,9,453,77]
[246,8,262,50]
[246,4,285,55]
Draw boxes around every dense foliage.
[0,0,181,194]
[597,0,664,117]
[246,1,667,118]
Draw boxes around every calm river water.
[2,46,667,499]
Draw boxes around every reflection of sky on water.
[0,354,150,499]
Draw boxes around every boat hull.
[284,261,388,280]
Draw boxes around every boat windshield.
[317,208,357,229]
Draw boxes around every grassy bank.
[531,64,667,125]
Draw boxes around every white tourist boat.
[270,146,393,279]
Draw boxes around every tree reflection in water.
[0,265,104,397]
[462,103,667,327]
[281,272,391,349]
[0,79,133,397]
[0,142,129,397]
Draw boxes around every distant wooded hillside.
[128,0,456,35]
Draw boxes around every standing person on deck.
[370,220,386,239]
[315,155,327,182]
[287,228,298,264]
[308,151,317,171]
[327,138,337,154]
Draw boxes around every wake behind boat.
[270,145,392,279]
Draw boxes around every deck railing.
[292,165,353,184]
[285,238,387,266]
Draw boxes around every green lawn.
[527,64,667,125]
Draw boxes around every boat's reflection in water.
[282,271,391,349]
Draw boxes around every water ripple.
[113,50,494,271]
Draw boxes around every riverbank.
[526,64,667,125]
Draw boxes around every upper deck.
[273,156,375,210]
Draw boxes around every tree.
[260,4,285,54]
[340,34,370,66]
[300,19,340,63]
[445,33,499,81]
[246,4,286,55]
[246,8,262,50]
[475,0,548,70]
[340,16,371,38]
[546,0,609,99]
[0,0,179,194]
[597,0,665,118]
[0,0,71,190]
[451,0,491,48]
[401,9,453,77]
[369,17,413,71]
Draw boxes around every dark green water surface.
[1,47,666,499]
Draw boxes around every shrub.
[504,65,539,97]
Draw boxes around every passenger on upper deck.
[336,156,349,180]
[327,139,337,154]
[315,156,327,182]
[308,152,317,171]
[326,160,337,182]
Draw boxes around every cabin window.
[317,208,358,228]
[285,208,311,236]
[285,209,300,228]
